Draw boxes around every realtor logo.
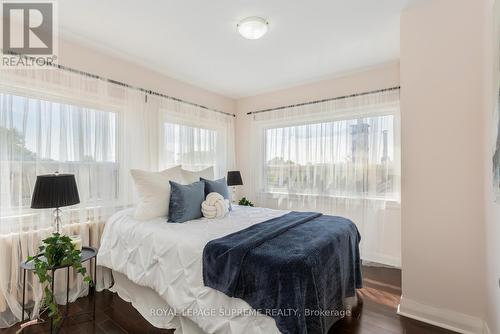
[3,2,53,54]
[1,1,58,67]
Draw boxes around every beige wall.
[235,62,400,199]
[236,63,399,113]
[58,39,236,114]
[399,0,489,332]
[485,0,500,333]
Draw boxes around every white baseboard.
[361,253,401,268]
[397,297,488,334]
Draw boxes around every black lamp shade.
[31,174,80,209]
[227,171,243,186]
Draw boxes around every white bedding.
[98,205,289,334]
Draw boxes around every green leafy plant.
[27,233,93,325]
[238,197,254,207]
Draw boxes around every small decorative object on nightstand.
[227,171,243,203]
[238,197,254,207]
[31,173,80,233]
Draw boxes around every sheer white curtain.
[157,97,235,177]
[0,68,235,328]
[0,69,153,328]
[250,89,401,266]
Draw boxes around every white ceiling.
[59,0,413,99]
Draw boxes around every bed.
[97,205,361,334]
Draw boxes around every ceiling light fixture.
[237,16,269,40]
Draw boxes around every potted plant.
[27,233,93,325]
[238,197,254,207]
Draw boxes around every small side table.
[20,246,97,333]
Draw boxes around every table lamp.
[227,171,243,203]
[31,173,80,234]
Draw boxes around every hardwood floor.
[1,266,457,334]
[329,266,457,334]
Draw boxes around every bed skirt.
[109,271,359,334]
[110,271,205,334]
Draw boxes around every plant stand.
[20,246,98,333]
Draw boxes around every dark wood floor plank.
[1,265,458,334]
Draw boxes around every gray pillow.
[168,180,205,223]
[200,177,232,210]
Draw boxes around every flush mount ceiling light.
[237,16,269,40]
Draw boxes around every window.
[0,93,118,212]
[162,122,218,171]
[264,114,398,200]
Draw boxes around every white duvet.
[98,205,290,334]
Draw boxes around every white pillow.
[130,166,184,220]
[181,166,214,183]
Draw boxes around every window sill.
[0,201,127,220]
[259,191,400,206]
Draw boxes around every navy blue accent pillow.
[168,180,205,223]
[200,177,232,210]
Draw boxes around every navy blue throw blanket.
[203,211,362,334]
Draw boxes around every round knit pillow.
[201,192,229,219]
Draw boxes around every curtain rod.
[246,86,401,115]
[3,52,236,118]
